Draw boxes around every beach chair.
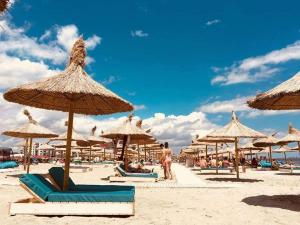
[257,161,272,170]
[109,164,158,182]
[196,167,234,173]
[9,173,135,216]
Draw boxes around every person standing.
[162,142,172,179]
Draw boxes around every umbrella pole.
[89,144,92,165]
[120,136,127,160]
[63,106,74,191]
[137,144,140,162]
[124,135,130,171]
[103,148,106,160]
[269,146,272,162]
[284,152,287,162]
[23,138,28,171]
[215,142,218,174]
[205,145,208,159]
[26,138,33,174]
[298,142,300,153]
[144,144,146,161]
[250,150,253,160]
[235,137,239,179]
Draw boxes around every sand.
[0,163,299,225]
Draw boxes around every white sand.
[0,163,299,225]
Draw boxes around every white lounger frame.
[9,182,135,216]
[109,176,157,183]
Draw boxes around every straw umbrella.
[239,141,265,160]
[2,110,57,173]
[207,111,266,179]
[272,145,296,162]
[3,38,133,190]
[37,143,55,157]
[197,136,234,174]
[253,134,279,162]
[0,0,10,13]
[277,124,300,152]
[102,114,151,170]
[77,126,111,163]
[248,70,300,110]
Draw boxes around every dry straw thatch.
[2,109,58,138]
[248,71,300,110]
[0,0,10,13]
[253,134,278,147]
[3,37,133,190]
[4,37,133,115]
[207,111,266,139]
[207,111,266,179]
[277,124,300,145]
[37,143,55,151]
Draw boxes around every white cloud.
[101,75,120,85]
[134,104,146,111]
[206,19,221,26]
[199,95,300,118]
[211,41,300,85]
[131,30,149,38]
[0,19,101,89]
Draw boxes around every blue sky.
[2,0,300,153]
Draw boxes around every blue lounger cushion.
[20,174,57,200]
[117,165,158,178]
[49,167,135,192]
[201,167,231,170]
[259,161,272,168]
[20,174,135,202]
[48,189,135,202]
[0,161,18,169]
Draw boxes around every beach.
[0,163,299,225]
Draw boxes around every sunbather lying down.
[125,162,153,173]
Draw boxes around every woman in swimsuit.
[162,142,172,179]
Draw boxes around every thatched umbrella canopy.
[197,136,234,174]
[3,38,133,190]
[239,141,265,160]
[37,143,55,151]
[102,114,151,169]
[277,124,300,152]
[272,145,297,162]
[207,111,266,179]
[252,134,278,162]
[76,126,111,163]
[248,70,300,110]
[2,110,57,173]
[0,0,10,13]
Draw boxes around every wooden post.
[89,145,92,164]
[103,148,106,160]
[63,105,74,191]
[205,145,208,159]
[137,144,140,162]
[144,144,147,161]
[124,135,130,171]
[215,142,218,174]
[235,137,239,179]
[250,149,253,160]
[269,146,272,162]
[26,138,33,174]
[23,138,28,171]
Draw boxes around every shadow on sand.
[206,177,263,183]
[196,173,233,176]
[275,173,300,176]
[242,195,300,212]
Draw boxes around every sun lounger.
[0,161,18,169]
[279,166,300,174]
[9,172,135,216]
[194,167,234,173]
[109,164,158,182]
[259,161,272,168]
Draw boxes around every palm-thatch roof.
[0,0,10,13]
[207,111,266,138]
[277,124,300,145]
[3,37,133,115]
[239,141,265,151]
[197,136,235,143]
[253,134,278,147]
[248,70,300,110]
[37,143,55,150]
[272,145,296,153]
[101,114,151,140]
[77,126,111,146]
[2,109,58,138]
[50,121,87,143]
